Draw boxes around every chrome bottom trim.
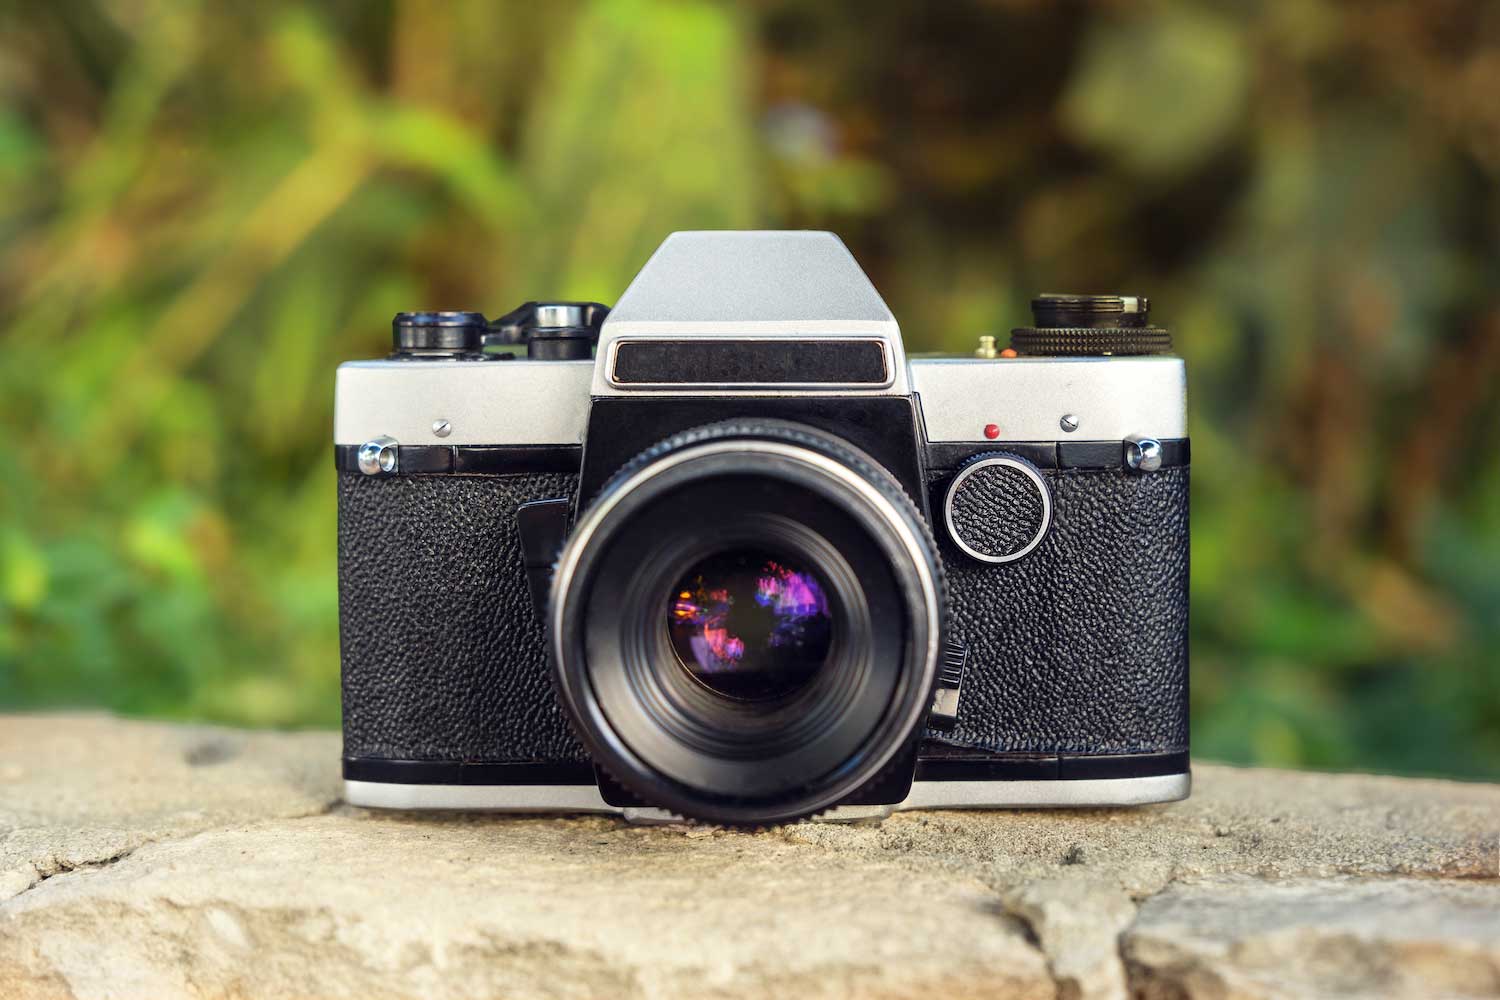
[343,779,616,813]
[344,772,1189,816]
[896,772,1189,810]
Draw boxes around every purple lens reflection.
[668,550,834,702]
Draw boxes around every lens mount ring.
[551,420,946,825]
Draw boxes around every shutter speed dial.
[942,453,1053,564]
[1010,294,1172,356]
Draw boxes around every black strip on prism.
[612,339,889,385]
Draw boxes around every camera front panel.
[920,445,1190,771]
[336,462,589,775]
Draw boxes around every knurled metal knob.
[942,453,1053,564]
[1010,294,1172,356]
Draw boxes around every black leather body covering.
[339,456,1189,768]
[338,472,590,763]
[924,464,1190,755]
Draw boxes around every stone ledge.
[0,714,1496,999]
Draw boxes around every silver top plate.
[334,359,593,446]
[336,231,1184,448]
[910,355,1186,442]
[334,353,1185,447]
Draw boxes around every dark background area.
[2,0,1497,778]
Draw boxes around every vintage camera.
[335,231,1189,824]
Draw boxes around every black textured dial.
[1010,293,1172,356]
[391,311,486,356]
[942,453,1052,563]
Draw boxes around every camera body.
[336,231,1189,823]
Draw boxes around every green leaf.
[1061,9,1251,176]
[514,0,762,301]
[1,529,48,613]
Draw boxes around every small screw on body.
[975,335,999,359]
[1060,414,1080,433]
[431,419,452,438]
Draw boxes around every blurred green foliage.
[2,1,1497,778]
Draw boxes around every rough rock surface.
[1,714,1496,999]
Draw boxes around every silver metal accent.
[928,639,967,729]
[604,334,894,391]
[550,438,945,804]
[534,303,589,329]
[619,807,685,825]
[342,772,1191,814]
[820,803,898,822]
[1060,413,1080,433]
[943,456,1053,564]
[344,780,615,813]
[974,335,999,359]
[908,356,1186,443]
[431,419,452,438]
[334,359,593,446]
[897,772,1190,810]
[356,436,399,475]
[1125,435,1163,472]
[594,231,909,397]
[930,687,962,723]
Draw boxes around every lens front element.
[668,550,833,702]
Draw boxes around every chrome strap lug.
[357,436,400,476]
[1124,435,1163,472]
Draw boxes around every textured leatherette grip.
[928,466,1189,755]
[338,472,589,763]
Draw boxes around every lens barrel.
[550,420,945,825]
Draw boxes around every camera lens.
[551,420,945,826]
[667,549,833,703]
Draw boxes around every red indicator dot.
[983,423,1001,440]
